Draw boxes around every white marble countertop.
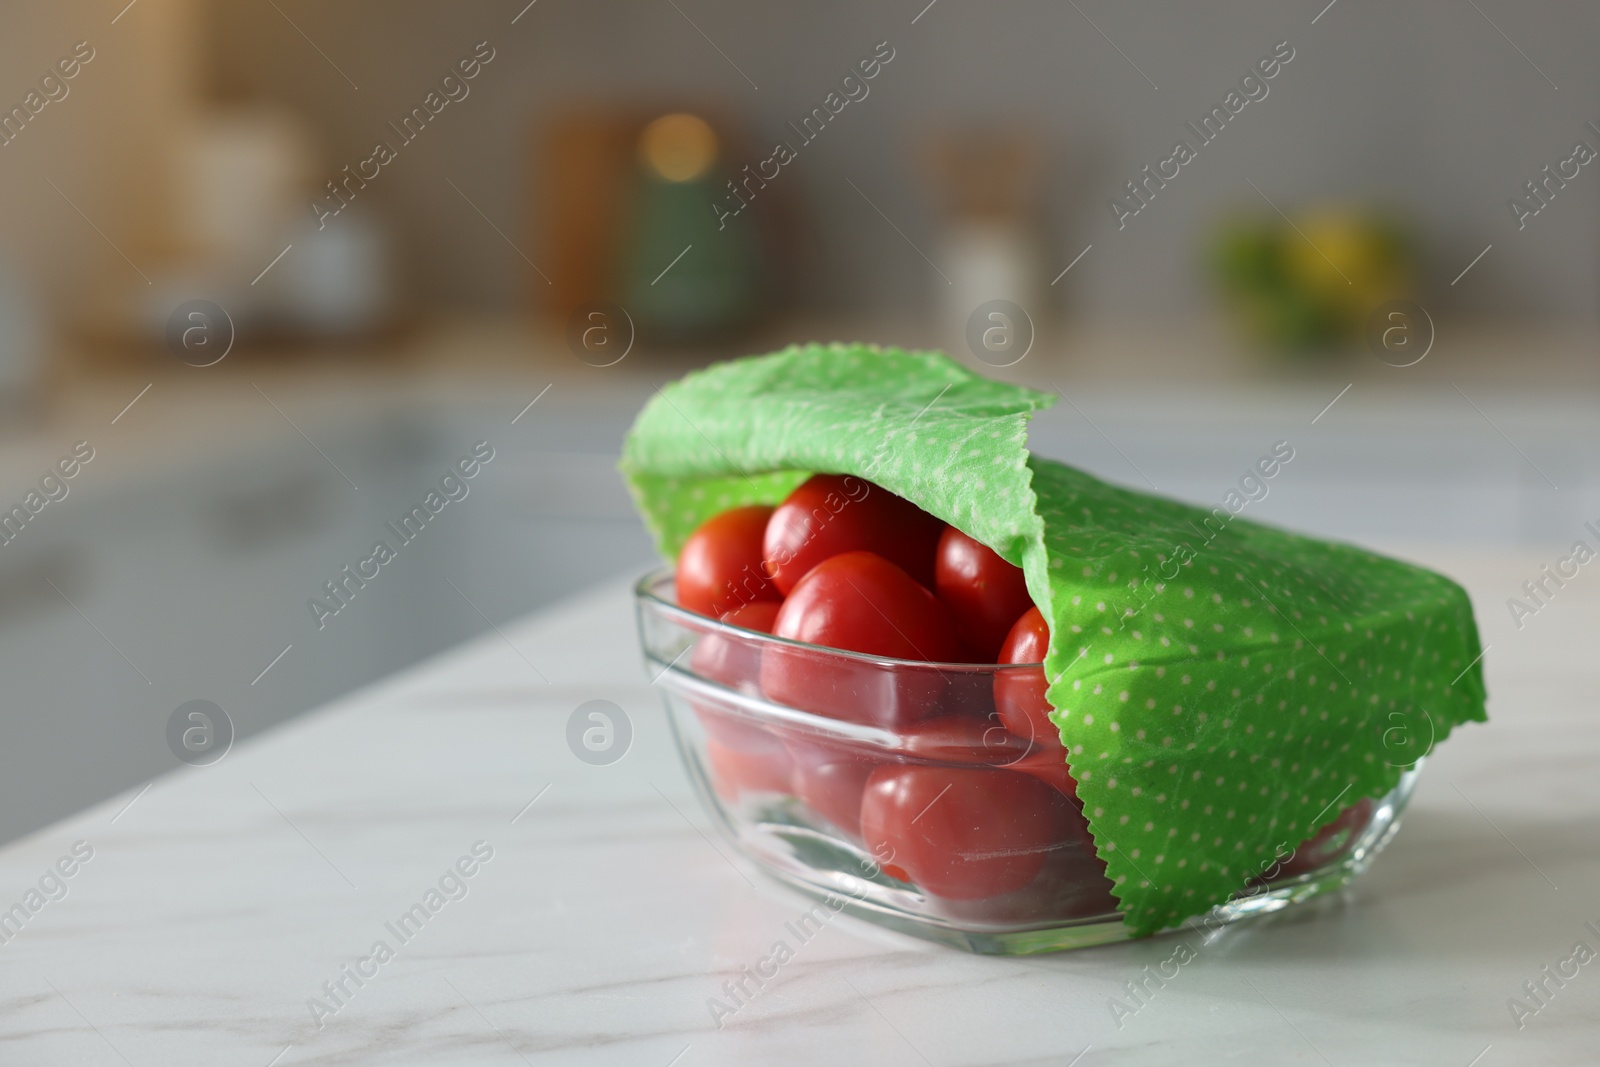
[0,545,1594,1067]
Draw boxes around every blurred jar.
[619,112,764,342]
[143,105,395,342]
[271,208,394,338]
[923,127,1046,353]
[177,106,315,270]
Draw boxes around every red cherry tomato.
[691,601,783,754]
[763,475,944,594]
[691,601,782,694]
[932,670,1002,721]
[929,823,1115,924]
[993,609,1084,800]
[860,765,1065,900]
[705,738,793,802]
[760,551,961,728]
[786,738,877,838]
[994,608,1062,751]
[934,527,1034,662]
[1011,749,1080,800]
[785,716,1035,846]
[768,551,961,661]
[1275,799,1375,879]
[896,714,1031,765]
[676,505,781,619]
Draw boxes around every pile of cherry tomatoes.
[672,473,1371,910]
[675,474,1108,907]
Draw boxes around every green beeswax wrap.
[620,342,1488,935]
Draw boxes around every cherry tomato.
[676,505,780,618]
[991,609,1087,802]
[691,600,782,694]
[763,475,944,594]
[760,551,961,728]
[767,551,960,661]
[931,673,1001,721]
[705,737,793,802]
[860,765,1065,900]
[1274,799,1375,879]
[1011,749,1081,801]
[896,713,1031,765]
[691,600,784,755]
[934,527,1034,662]
[788,716,1035,846]
[993,608,1062,751]
[780,660,1004,844]
[786,738,877,838]
[929,839,1116,923]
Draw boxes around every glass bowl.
[634,570,1419,955]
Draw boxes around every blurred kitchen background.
[0,0,1596,844]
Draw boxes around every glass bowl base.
[699,773,1414,956]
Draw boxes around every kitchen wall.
[192,0,1600,320]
